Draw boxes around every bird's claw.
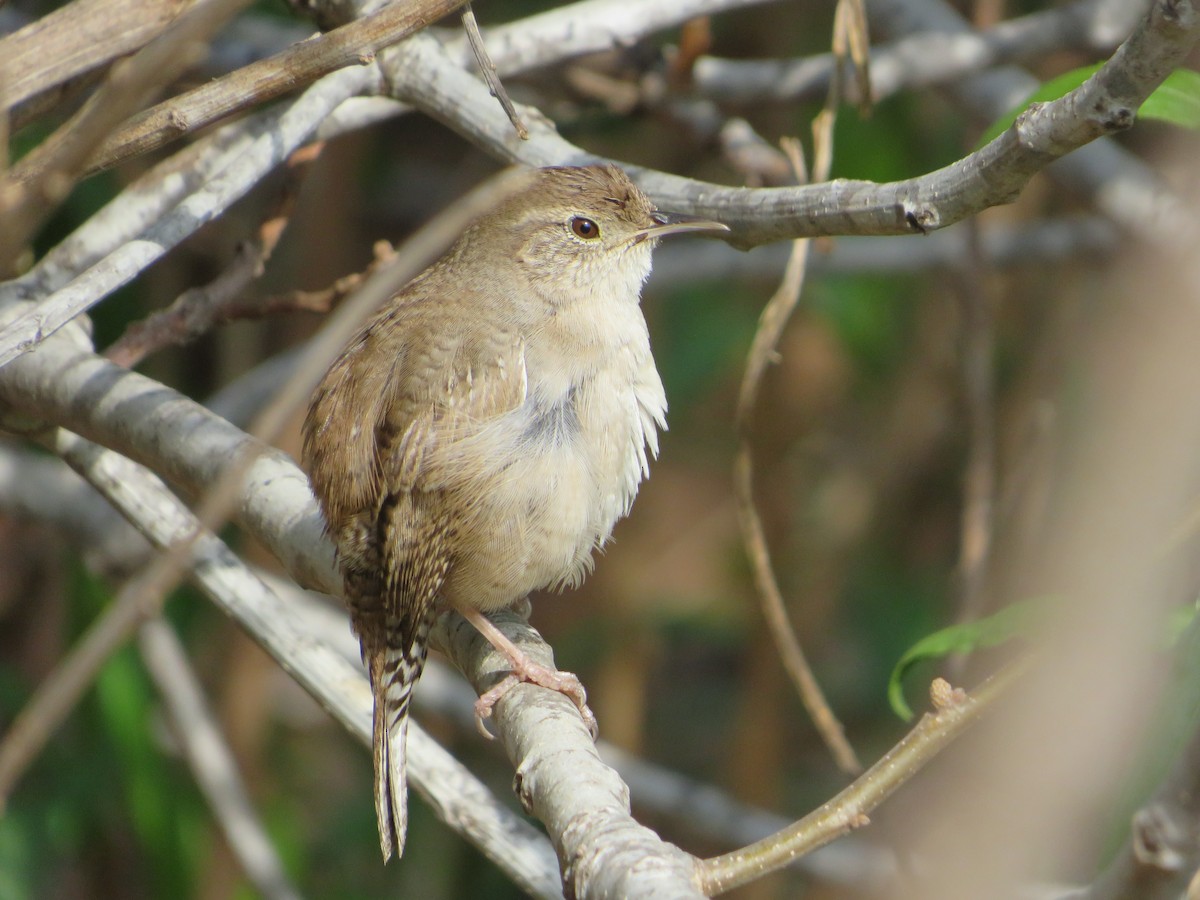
[474,662,598,739]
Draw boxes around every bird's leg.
[454,604,598,739]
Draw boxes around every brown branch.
[103,241,266,369]
[0,0,195,116]
[0,0,256,272]
[731,137,859,775]
[0,169,529,806]
[732,1,873,776]
[68,0,471,181]
[461,3,528,139]
[949,221,997,676]
[698,667,1023,895]
[103,241,396,368]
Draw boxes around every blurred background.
[1,0,1197,897]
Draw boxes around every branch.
[73,0,470,179]
[0,441,897,892]
[382,0,1200,247]
[0,413,566,897]
[866,0,1190,241]
[0,63,375,370]
[693,0,1147,104]
[0,0,195,117]
[77,0,776,178]
[0,0,256,270]
[0,326,677,896]
[104,143,327,368]
[650,216,1118,283]
[436,608,706,899]
[138,619,302,900]
[699,670,1023,894]
[5,0,1183,371]
[733,134,859,774]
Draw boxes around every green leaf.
[977,64,1100,147]
[977,66,1200,147]
[1140,69,1200,130]
[887,600,1035,720]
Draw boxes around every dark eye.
[569,216,600,240]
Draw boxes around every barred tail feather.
[371,617,431,863]
[371,679,400,862]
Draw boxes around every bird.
[301,163,727,861]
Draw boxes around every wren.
[301,164,727,860]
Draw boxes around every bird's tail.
[370,616,431,862]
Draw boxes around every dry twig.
[699,668,1023,894]
[731,0,875,775]
[104,142,327,368]
[461,3,529,139]
[139,619,302,900]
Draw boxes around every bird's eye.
[569,216,600,240]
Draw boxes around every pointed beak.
[634,212,730,242]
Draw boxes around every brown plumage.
[301,165,726,861]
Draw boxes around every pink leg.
[455,606,598,738]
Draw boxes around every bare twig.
[138,618,303,900]
[0,447,894,892]
[699,668,1024,894]
[6,0,1189,374]
[461,3,528,139]
[693,0,1144,105]
[33,429,563,898]
[831,0,871,116]
[732,144,859,777]
[0,168,532,809]
[864,0,1182,243]
[104,142,326,367]
[104,241,266,368]
[651,216,1117,283]
[0,0,196,116]
[0,63,374,371]
[436,607,706,899]
[70,0,775,179]
[731,3,870,774]
[950,222,997,674]
[384,0,1200,247]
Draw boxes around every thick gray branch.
[385,0,1200,248]
[438,609,706,899]
[866,0,1192,241]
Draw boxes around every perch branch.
[699,669,1023,894]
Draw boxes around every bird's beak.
[632,212,730,243]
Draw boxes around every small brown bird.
[301,164,726,861]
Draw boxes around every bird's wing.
[376,304,529,644]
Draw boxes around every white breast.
[441,296,666,611]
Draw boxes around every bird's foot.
[455,605,598,739]
[474,661,597,739]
